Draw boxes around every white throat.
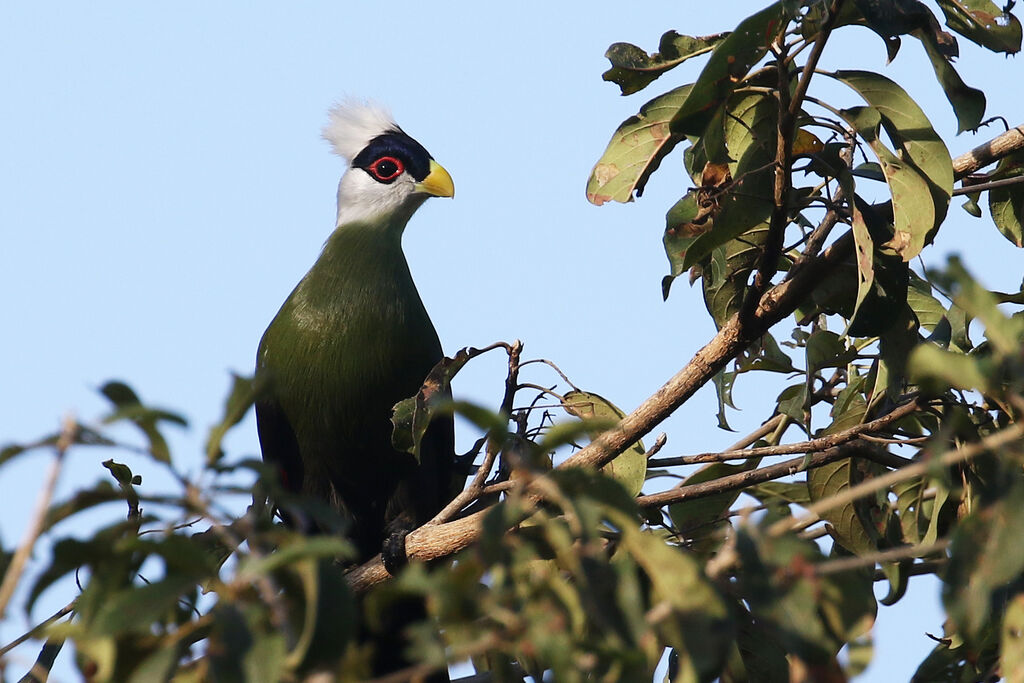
[333,167,425,229]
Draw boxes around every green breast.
[257,223,442,472]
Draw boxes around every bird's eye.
[368,156,404,182]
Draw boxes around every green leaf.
[748,480,811,507]
[806,329,856,376]
[662,190,706,297]
[90,575,198,636]
[603,31,725,96]
[711,368,736,432]
[944,482,1024,638]
[681,92,776,268]
[850,191,877,328]
[44,481,124,531]
[832,70,954,259]
[987,151,1024,247]
[1002,594,1024,682]
[100,380,186,464]
[205,373,257,465]
[907,270,949,333]
[908,341,993,393]
[669,3,786,137]
[561,390,647,496]
[807,395,879,557]
[700,224,770,326]
[737,529,876,662]
[776,383,808,425]
[391,347,472,458]
[670,460,760,557]
[237,536,354,580]
[735,333,796,374]
[846,107,937,260]
[615,521,733,679]
[853,0,952,45]
[725,606,790,682]
[845,199,911,337]
[27,521,142,613]
[912,28,986,132]
[936,0,1022,54]
[586,85,692,205]
[945,256,1024,357]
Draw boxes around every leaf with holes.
[603,31,725,96]
[587,85,692,205]
[936,0,1022,53]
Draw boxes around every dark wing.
[254,395,309,529]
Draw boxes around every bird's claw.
[382,530,410,576]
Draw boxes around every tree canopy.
[3,1,1024,681]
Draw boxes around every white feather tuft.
[321,99,400,161]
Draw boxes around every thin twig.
[649,398,919,468]
[637,442,864,509]
[430,341,524,525]
[814,539,950,576]
[0,601,75,658]
[644,433,668,460]
[952,174,1024,196]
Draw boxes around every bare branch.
[953,174,1024,196]
[953,124,1024,178]
[0,601,75,658]
[636,442,863,509]
[814,539,950,576]
[648,398,919,467]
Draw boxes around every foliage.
[4,1,1024,681]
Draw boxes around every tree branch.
[953,124,1024,178]
[636,442,863,509]
[648,397,919,467]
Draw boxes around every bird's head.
[323,100,454,229]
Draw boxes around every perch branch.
[953,124,1024,178]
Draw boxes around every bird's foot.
[382,530,410,576]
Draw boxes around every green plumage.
[255,218,455,561]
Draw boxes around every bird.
[254,100,457,677]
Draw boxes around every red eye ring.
[368,156,404,182]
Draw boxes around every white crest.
[322,99,399,161]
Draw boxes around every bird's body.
[254,101,455,677]
[256,218,454,557]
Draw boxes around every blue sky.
[2,3,1022,680]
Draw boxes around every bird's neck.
[312,219,410,285]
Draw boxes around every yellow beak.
[414,159,455,198]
